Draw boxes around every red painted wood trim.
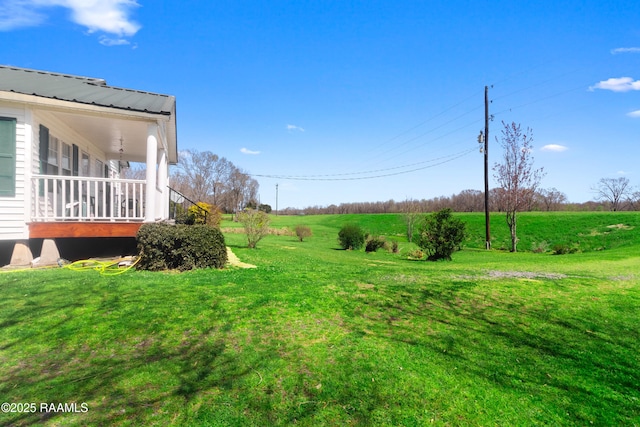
[29,222,143,238]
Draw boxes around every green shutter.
[0,117,17,197]
[72,144,79,176]
[39,125,49,173]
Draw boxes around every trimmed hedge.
[136,223,227,271]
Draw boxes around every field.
[1,212,639,426]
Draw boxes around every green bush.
[338,223,365,250]
[137,223,227,271]
[365,235,386,253]
[416,208,467,261]
[237,209,271,249]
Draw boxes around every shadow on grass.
[345,277,640,424]
[0,273,262,426]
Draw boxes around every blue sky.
[2,0,639,209]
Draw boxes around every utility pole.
[483,86,491,249]
[275,183,279,216]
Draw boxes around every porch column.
[157,148,168,220]
[145,124,158,222]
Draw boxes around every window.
[0,117,17,197]
[81,151,90,176]
[94,159,104,178]
[44,135,59,175]
[61,143,71,176]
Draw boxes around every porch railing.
[31,174,146,221]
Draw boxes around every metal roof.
[0,65,175,115]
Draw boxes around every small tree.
[415,208,466,261]
[402,198,422,243]
[295,225,312,242]
[237,209,271,249]
[493,122,545,252]
[338,223,365,250]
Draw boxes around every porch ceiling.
[52,110,153,163]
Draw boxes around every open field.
[1,212,639,426]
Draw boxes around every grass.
[1,212,639,426]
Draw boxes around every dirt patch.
[458,271,567,280]
[226,247,257,269]
[486,271,567,280]
[607,223,634,230]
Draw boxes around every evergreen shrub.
[416,208,467,261]
[137,223,227,271]
[338,223,365,250]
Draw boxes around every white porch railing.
[31,174,146,222]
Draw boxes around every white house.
[0,65,178,266]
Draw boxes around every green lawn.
[1,212,639,426]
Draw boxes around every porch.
[31,174,149,223]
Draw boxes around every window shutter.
[0,117,17,197]
[39,125,49,173]
[72,144,79,176]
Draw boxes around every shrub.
[406,248,425,260]
[295,225,313,242]
[137,223,227,271]
[551,243,578,255]
[415,208,467,261]
[188,202,222,228]
[531,240,550,253]
[365,235,386,253]
[237,209,271,249]
[338,223,365,250]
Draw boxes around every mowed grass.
[1,212,639,426]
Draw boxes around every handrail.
[168,186,209,224]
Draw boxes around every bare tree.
[172,150,220,202]
[120,162,146,180]
[493,122,545,252]
[592,177,632,211]
[170,149,259,213]
[537,187,568,211]
[628,190,640,211]
[402,198,422,243]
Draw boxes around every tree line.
[279,180,639,216]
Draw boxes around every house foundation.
[9,240,33,266]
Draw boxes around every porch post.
[157,149,168,220]
[145,124,158,222]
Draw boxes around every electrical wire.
[252,146,476,181]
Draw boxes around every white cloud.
[611,47,640,54]
[286,124,305,132]
[541,144,568,152]
[99,35,130,46]
[0,0,140,39]
[589,77,640,92]
[240,148,260,155]
[0,1,46,30]
[627,110,640,118]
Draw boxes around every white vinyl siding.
[0,105,28,240]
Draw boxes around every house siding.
[0,104,28,240]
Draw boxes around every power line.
[252,147,476,181]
